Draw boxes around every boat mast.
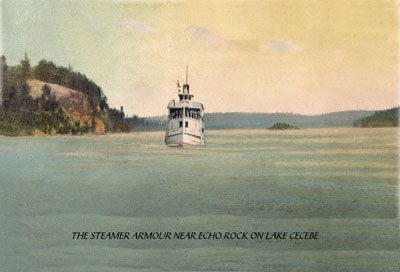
[186,65,188,85]
[182,66,190,94]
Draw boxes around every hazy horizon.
[2,0,399,116]
[129,108,389,119]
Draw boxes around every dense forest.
[0,54,130,135]
[126,115,166,131]
[353,107,399,127]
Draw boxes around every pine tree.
[1,56,9,106]
[20,52,32,81]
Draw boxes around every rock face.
[94,117,106,134]
[27,80,106,134]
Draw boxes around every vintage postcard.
[0,0,399,271]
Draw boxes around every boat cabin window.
[178,94,192,101]
[179,95,190,101]
[171,108,201,120]
[169,109,175,119]
[185,108,201,120]
[170,108,184,119]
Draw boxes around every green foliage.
[34,59,105,112]
[0,82,89,135]
[1,54,131,135]
[107,106,131,132]
[126,115,165,131]
[268,122,299,130]
[2,55,33,107]
[20,52,32,81]
[353,107,399,128]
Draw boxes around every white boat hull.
[165,118,205,146]
[165,132,204,146]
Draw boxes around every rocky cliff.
[27,80,106,134]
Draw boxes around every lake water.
[0,128,399,271]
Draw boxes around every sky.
[1,0,399,116]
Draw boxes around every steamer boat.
[165,67,205,146]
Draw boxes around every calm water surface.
[0,128,399,271]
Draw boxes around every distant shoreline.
[125,108,399,132]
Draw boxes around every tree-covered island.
[268,122,300,130]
